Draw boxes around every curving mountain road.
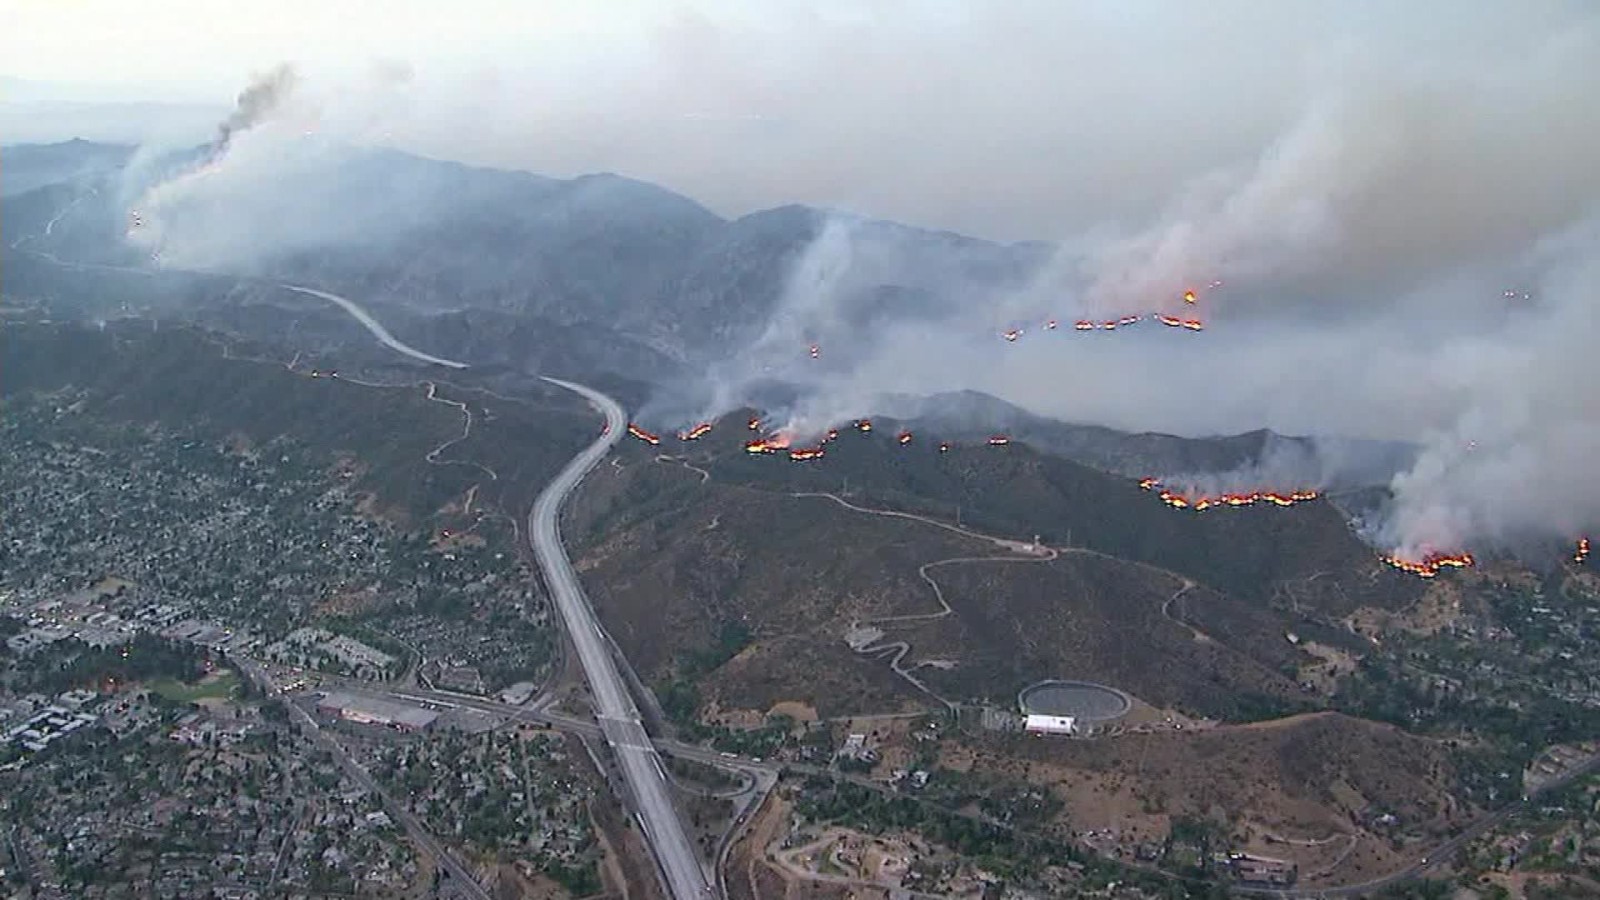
[530,376,714,900]
[281,285,468,369]
[288,283,710,897]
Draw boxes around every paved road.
[34,208,1557,899]
[280,284,468,369]
[528,377,715,900]
[1267,751,1600,899]
[232,658,491,900]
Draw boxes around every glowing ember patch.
[1382,551,1476,579]
[897,431,913,445]
[1152,487,1321,511]
[627,424,661,445]
[679,422,713,441]
[987,435,1010,446]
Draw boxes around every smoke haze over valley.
[9,0,1600,561]
[18,10,1600,899]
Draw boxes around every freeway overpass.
[529,377,715,900]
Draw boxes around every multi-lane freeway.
[528,377,715,899]
[281,285,712,897]
[280,285,468,369]
[28,228,1586,899]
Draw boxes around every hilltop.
[567,418,1422,724]
[2,139,1411,493]
[2,140,1040,370]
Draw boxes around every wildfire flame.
[1075,320,1095,331]
[897,431,913,445]
[745,438,784,454]
[1180,319,1205,331]
[1003,329,1022,342]
[627,424,661,445]
[987,435,1010,446]
[856,420,873,433]
[1183,290,1197,304]
[748,417,762,431]
[1101,320,1119,330]
[1045,319,1059,330]
[678,422,713,441]
[1577,537,1592,565]
[938,442,951,453]
[1140,478,1319,511]
[789,447,825,461]
[810,344,821,359]
[824,428,840,443]
[1382,551,1476,579]
[1157,315,1184,327]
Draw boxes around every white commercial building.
[1024,714,1078,735]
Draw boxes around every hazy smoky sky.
[6,0,1595,241]
[17,1,1600,556]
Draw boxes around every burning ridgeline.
[627,410,1584,580]
[1136,477,1482,579]
[1137,478,1319,511]
[1380,550,1475,579]
[1012,284,1220,343]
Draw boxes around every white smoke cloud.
[688,19,1600,558]
[124,62,427,271]
[107,5,1600,560]
[1371,228,1600,558]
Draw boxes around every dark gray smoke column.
[214,64,298,153]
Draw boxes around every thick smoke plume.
[123,63,413,271]
[686,21,1600,560]
[215,64,299,154]
[111,8,1599,561]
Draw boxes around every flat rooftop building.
[316,692,437,732]
[1024,714,1078,735]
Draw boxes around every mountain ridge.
[2,138,1404,487]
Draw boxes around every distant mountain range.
[0,138,135,197]
[4,140,1044,360]
[1,138,1410,484]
